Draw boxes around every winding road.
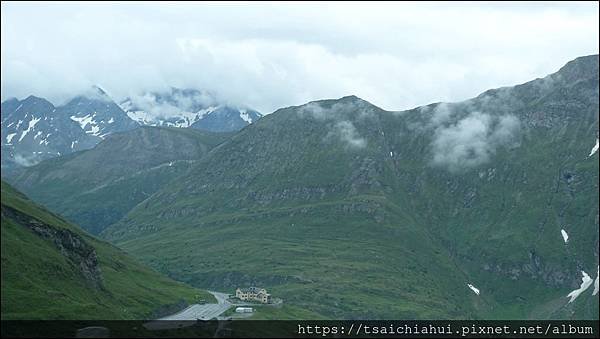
[144,291,233,330]
[158,291,232,321]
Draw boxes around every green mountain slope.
[102,55,598,319]
[1,180,214,320]
[7,126,231,234]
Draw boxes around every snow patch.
[71,113,102,136]
[126,110,152,125]
[561,229,569,243]
[89,125,100,136]
[70,114,95,129]
[195,106,218,121]
[18,117,41,142]
[108,117,114,124]
[239,109,253,124]
[589,138,599,157]
[567,271,593,303]
[467,283,480,295]
[126,106,218,128]
[6,133,16,143]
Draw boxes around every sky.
[1,1,598,113]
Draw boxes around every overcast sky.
[1,1,598,113]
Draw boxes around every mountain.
[58,85,139,139]
[101,55,599,319]
[190,105,262,132]
[120,87,262,132]
[8,126,231,235]
[1,86,260,172]
[1,180,213,319]
[1,96,99,173]
[1,86,139,172]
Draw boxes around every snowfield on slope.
[567,271,593,303]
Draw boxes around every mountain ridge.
[4,54,598,320]
[1,86,262,172]
[101,54,598,319]
[8,126,232,234]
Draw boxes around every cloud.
[329,120,367,149]
[299,102,328,120]
[1,3,598,112]
[13,153,40,167]
[298,101,367,149]
[430,103,454,126]
[126,94,183,119]
[124,90,217,119]
[431,111,521,172]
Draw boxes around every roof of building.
[237,287,266,293]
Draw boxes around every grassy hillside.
[1,180,214,320]
[8,126,232,234]
[103,56,599,320]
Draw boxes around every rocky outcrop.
[481,251,572,288]
[1,205,104,289]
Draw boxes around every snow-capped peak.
[239,108,253,124]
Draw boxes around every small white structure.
[235,307,253,313]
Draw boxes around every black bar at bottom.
[1,320,598,338]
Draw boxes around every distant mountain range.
[1,86,262,171]
[119,87,262,131]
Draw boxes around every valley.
[3,55,597,320]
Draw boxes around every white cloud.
[330,120,367,149]
[431,111,521,172]
[13,153,40,167]
[1,2,598,112]
[299,101,367,149]
[125,90,217,120]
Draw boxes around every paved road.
[209,291,231,306]
[158,291,231,321]
[144,291,232,330]
[158,303,230,321]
